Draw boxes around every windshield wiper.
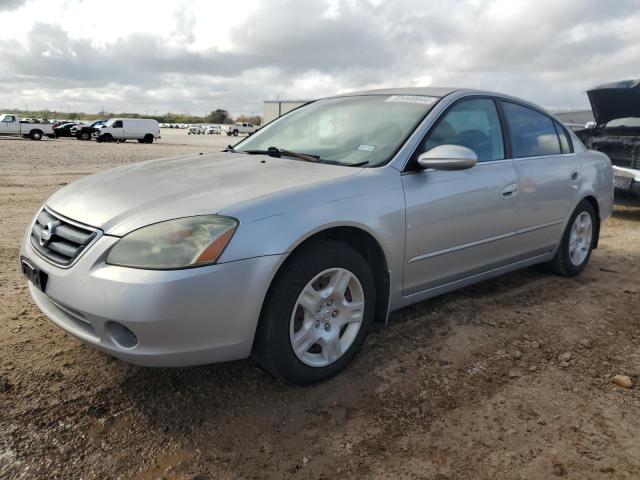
[223,144,237,153]
[243,146,322,163]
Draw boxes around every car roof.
[330,87,462,98]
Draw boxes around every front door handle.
[571,170,579,180]
[501,184,518,197]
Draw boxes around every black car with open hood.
[578,79,640,198]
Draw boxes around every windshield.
[235,95,438,167]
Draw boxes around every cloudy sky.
[1,0,639,116]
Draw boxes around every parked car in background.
[71,120,105,140]
[93,118,160,143]
[188,125,206,135]
[20,88,613,385]
[207,125,221,134]
[223,122,257,136]
[0,114,54,140]
[577,79,640,199]
[53,122,79,138]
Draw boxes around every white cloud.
[0,0,639,115]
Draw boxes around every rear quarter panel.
[577,149,614,222]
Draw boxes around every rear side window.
[423,98,504,162]
[502,102,561,157]
[554,121,573,153]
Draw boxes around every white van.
[93,118,160,143]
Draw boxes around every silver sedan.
[20,88,613,384]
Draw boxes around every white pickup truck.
[0,114,54,140]
[223,122,257,136]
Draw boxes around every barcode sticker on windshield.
[386,95,437,105]
[358,144,376,152]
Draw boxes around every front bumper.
[21,233,283,367]
[613,166,640,197]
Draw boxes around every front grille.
[30,208,99,266]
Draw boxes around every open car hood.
[587,79,640,127]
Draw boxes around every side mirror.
[417,145,477,170]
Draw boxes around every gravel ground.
[1,134,640,480]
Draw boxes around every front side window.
[4,115,15,122]
[502,102,561,157]
[111,120,123,128]
[421,98,505,162]
[236,95,438,167]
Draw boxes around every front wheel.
[546,200,596,277]
[254,240,375,385]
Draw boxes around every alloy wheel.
[569,211,593,266]
[289,268,365,367]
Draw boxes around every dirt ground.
[1,134,639,480]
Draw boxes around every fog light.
[105,321,138,349]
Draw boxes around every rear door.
[499,101,581,257]
[402,97,520,295]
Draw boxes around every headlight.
[106,216,238,269]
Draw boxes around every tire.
[81,132,91,140]
[545,199,597,277]
[137,139,145,143]
[143,134,154,144]
[98,134,113,143]
[253,239,376,385]
[29,130,43,141]
[233,130,239,136]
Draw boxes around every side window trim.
[494,98,513,159]
[554,121,574,154]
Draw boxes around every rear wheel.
[29,130,43,141]
[546,200,596,277]
[143,134,154,144]
[81,132,91,140]
[254,240,375,384]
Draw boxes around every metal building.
[263,100,310,125]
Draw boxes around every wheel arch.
[258,225,391,333]
[582,195,600,248]
[29,129,43,139]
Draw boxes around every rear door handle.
[571,170,579,180]
[501,184,518,197]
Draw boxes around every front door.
[0,115,20,135]
[110,120,125,139]
[402,97,519,295]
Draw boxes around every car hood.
[587,79,640,126]
[46,152,362,236]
